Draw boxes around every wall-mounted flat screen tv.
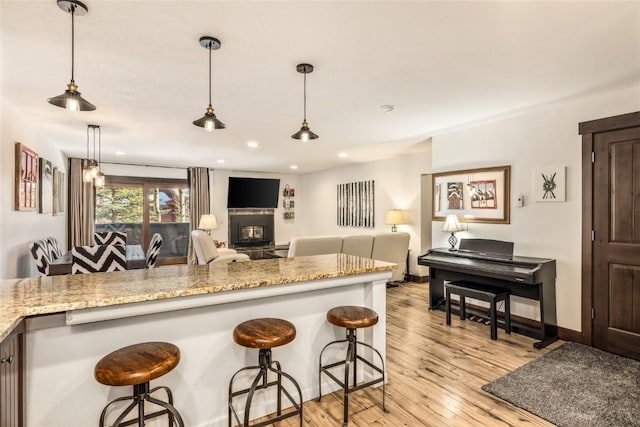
[227,177,280,208]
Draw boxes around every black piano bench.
[445,281,511,340]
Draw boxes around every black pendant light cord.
[208,44,212,107]
[70,6,75,83]
[303,71,307,121]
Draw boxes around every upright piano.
[417,238,557,348]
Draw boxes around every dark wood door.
[593,126,640,359]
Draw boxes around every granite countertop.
[0,254,395,341]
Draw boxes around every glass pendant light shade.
[49,1,95,111]
[291,63,318,141]
[82,124,103,185]
[193,106,226,130]
[94,171,105,187]
[193,36,225,131]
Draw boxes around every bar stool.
[94,341,185,427]
[229,318,303,427]
[318,306,388,426]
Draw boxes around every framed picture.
[53,167,65,216]
[534,165,566,202]
[14,142,38,211]
[39,157,53,214]
[432,165,510,224]
[469,180,497,209]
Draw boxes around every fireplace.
[228,209,274,248]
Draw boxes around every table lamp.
[198,214,218,235]
[385,209,407,232]
[442,214,464,251]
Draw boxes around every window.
[95,177,190,265]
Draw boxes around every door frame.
[578,111,640,345]
[100,175,190,266]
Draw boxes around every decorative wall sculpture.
[337,180,375,228]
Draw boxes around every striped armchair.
[146,233,163,268]
[94,231,127,246]
[72,245,127,274]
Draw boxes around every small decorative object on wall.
[15,142,39,211]
[447,182,464,210]
[39,157,53,214]
[433,165,510,224]
[283,184,295,220]
[53,167,65,216]
[337,180,375,228]
[534,165,566,202]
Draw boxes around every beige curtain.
[187,167,211,264]
[68,158,95,248]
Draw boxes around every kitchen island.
[0,253,394,427]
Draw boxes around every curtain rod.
[100,161,205,171]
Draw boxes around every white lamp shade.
[385,209,406,225]
[442,214,464,232]
[198,214,218,230]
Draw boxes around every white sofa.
[287,232,410,282]
[191,230,250,264]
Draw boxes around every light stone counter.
[16,253,393,427]
[0,253,395,341]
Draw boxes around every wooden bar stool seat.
[94,341,184,427]
[233,318,296,349]
[327,306,378,329]
[229,318,303,427]
[319,306,388,427]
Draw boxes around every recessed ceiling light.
[338,152,348,158]
[217,159,225,164]
[115,151,125,156]
[290,165,298,170]
[247,141,259,148]
[380,104,395,113]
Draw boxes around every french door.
[95,176,190,265]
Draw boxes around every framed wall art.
[337,180,375,228]
[432,165,510,224]
[39,157,53,214]
[15,142,39,211]
[53,167,65,216]
[534,165,566,202]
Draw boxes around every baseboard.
[407,274,429,283]
[558,326,582,343]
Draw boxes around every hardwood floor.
[261,282,563,426]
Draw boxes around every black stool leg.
[460,296,466,320]
[445,288,452,325]
[505,295,511,334]
[343,338,355,427]
[490,299,497,340]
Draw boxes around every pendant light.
[83,124,104,186]
[48,0,96,111]
[193,36,226,131]
[291,63,318,142]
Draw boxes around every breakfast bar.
[0,254,394,427]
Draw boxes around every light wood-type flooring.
[258,281,563,426]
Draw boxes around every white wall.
[210,170,303,246]
[299,146,432,277]
[0,100,67,279]
[431,84,640,332]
